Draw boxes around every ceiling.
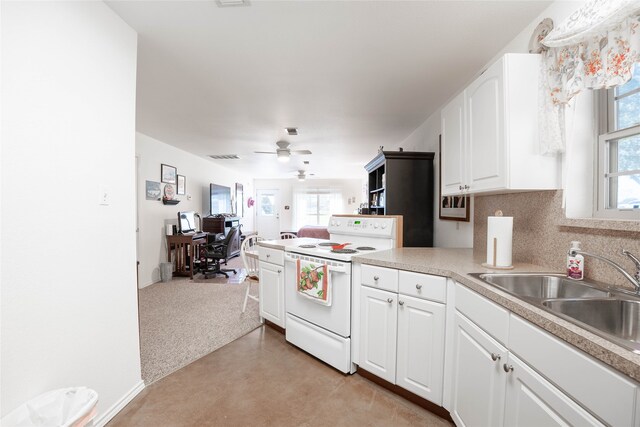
[107,0,551,179]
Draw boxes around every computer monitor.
[178,211,197,233]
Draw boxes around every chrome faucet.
[568,248,640,294]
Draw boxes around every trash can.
[160,262,173,282]
[1,387,98,427]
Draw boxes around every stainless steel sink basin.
[470,272,640,353]
[542,299,640,344]
[469,273,611,301]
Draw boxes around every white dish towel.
[296,258,332,306]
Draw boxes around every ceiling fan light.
[277,152,289,162]
[297,173,306,181]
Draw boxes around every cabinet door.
[259,261,285,328]
[396,295,446,405]
[466,58,506,193]
[441,91,466,196]
[451,312,507,427]
[504,354,603,427]
[359,286,397,383]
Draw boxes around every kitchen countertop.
[258,237,328,251]
[352,247,640,382]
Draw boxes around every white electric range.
[283,215,399,373]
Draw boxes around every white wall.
[254,178,365,233]
[395,1,588,247]
[1,1,142,423]
[137,132,254,287]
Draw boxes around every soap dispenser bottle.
[567,241,584,280]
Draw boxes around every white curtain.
[539,0,640,154]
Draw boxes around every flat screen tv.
[208,183,232,216]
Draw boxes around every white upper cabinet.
[441,53,560,196]
[441,91,466,195]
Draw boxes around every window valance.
[539,0,640,154]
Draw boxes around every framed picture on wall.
[438,135,470,222]
[177,175,186,195]
[236,183,244,217]
[161,164,177,184]
[145,180,161,200]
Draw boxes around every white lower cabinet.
[504,353,602,427]
[359,271,447,405]
[452,312,603,427]
[451,312,507,427]
[396,295,446,403]
[259,260,285,328]
[359,286,397,383]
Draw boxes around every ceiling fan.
[254,141,312,162]
[296,170,315,181]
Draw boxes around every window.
[596,64,640,219]
[293,188,343,228]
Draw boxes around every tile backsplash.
[474,190,640,289]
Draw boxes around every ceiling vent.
[285,127,299,136]
[209,154,240,160]
[215,0,249,7]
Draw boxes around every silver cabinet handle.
[386,298,393,304]
[464,184,470,190]
[491,353,501,362]
[459,185,463,190]
[277,269,281,273]
[416,284,422,290]
[266,254,271,258]
[374,276,379,281]
[398,300,404,306]
[503,364,514,373]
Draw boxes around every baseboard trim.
[264,320,285,335]
[357,368,453,423]
[94,380,145,427]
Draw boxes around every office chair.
[199,227,240,279]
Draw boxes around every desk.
[167,233,208,279]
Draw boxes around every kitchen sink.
[542,299,640,344]
[470,272,640,353]
[469,273,611,301]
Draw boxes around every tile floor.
[109,326,452,426]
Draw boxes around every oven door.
[284,252,352,338]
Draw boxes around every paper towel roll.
[486,216,513,267]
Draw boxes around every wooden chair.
[241,235,263,314]
[280,232,298,239]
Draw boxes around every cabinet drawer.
[259,246,284,266]
[509,314,637,427]
[455,283,509,345]
[399,271,446,303]
[361,264,398,292]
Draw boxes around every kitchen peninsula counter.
[352,247,640,382]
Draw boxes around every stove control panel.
[328,216,396,238]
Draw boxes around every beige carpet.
[138,256,262,384]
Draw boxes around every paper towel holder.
[481,209,514,270]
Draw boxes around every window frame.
[594,82,640,220]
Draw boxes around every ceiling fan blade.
[291,150,312,155]
[254,151,277,154]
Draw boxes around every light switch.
[99,185,110,206]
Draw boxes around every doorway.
[256,189,280,239]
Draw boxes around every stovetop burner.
[298,244,317,248]
[318,242,339,247]
[331,249,358,254]
[356,246,376,251]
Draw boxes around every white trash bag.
[1,387,98,427]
